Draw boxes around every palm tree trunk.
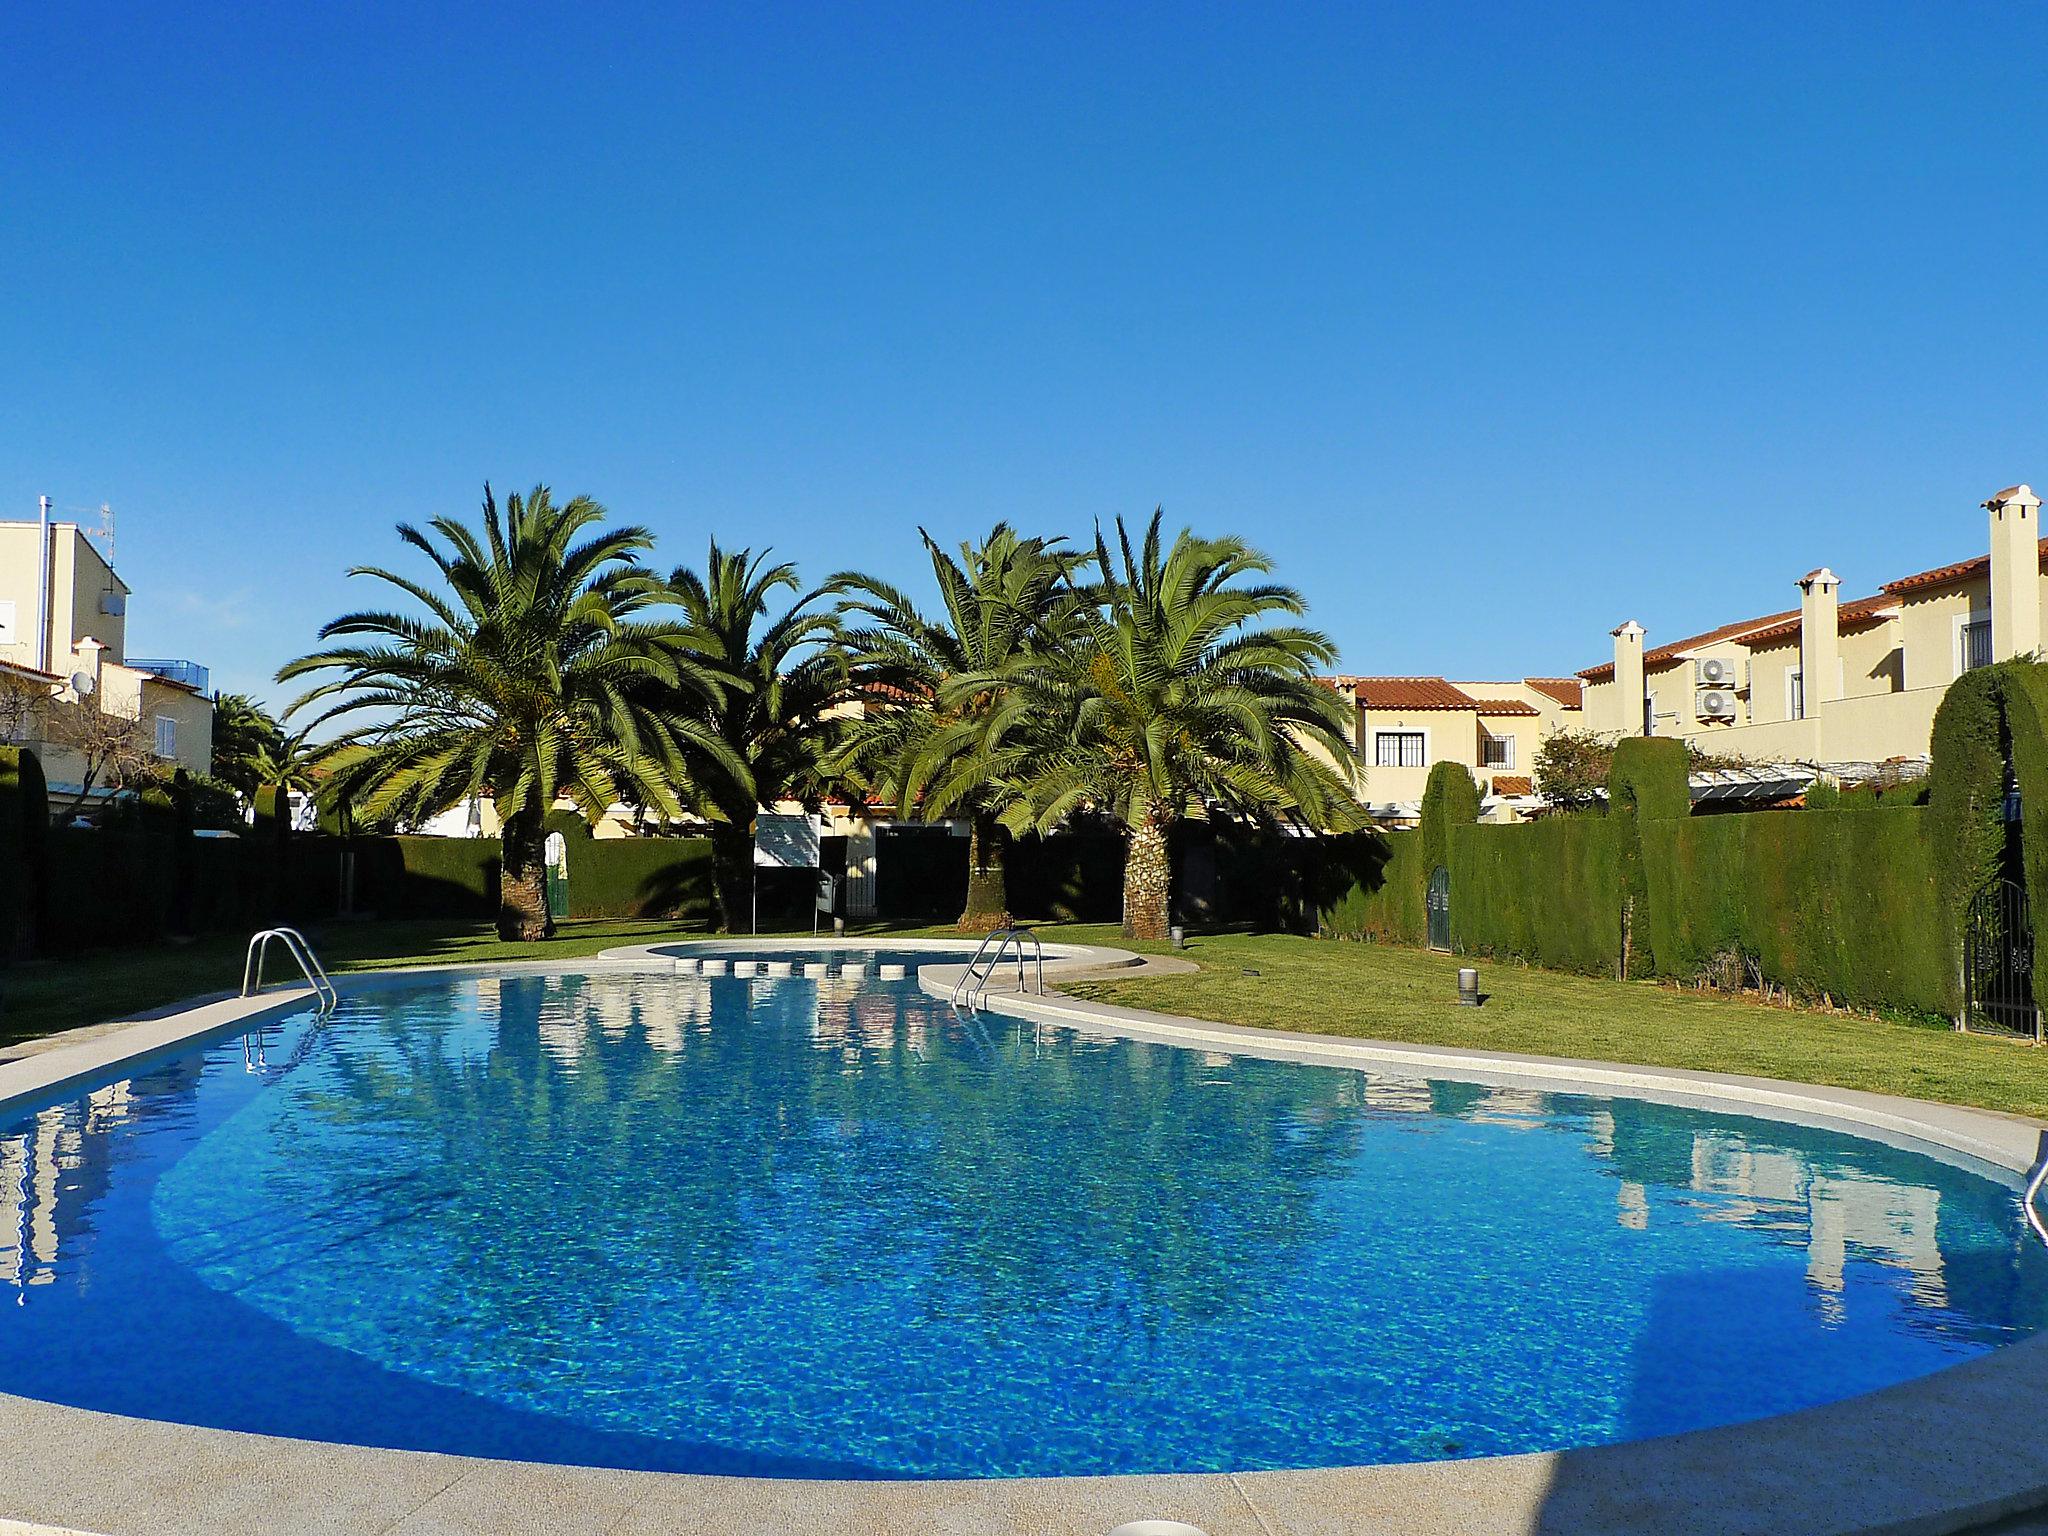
[959,812,1011,931]
[1123,810,1173,941]
[498,809,552,942]
[711,823,754,933]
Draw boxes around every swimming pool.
[3,953,2045,1480]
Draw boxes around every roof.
[1579,610,1798,681]
[1580,526,2048,680]
[1876,538,2048,597]
[1469,697,1539,716]
[1523,677,1583,709]
[1736,594,1900,649]
[1346,677,1484,711]
[1490,775,1534,797]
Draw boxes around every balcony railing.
[126,658,211,693]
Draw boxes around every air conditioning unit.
[1696,688,1739,721]
[1695,656,1738,687]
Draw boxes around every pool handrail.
[241,927,340,1015]
[950,926,1045,1011]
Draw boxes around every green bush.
[1449,815,1622,974]
[1644,806,1951,1017]
[1803,780,1841,810]
[1929,664,2010,945]
[0,746,51,960]
[1927,659,2048,1010]
[1317,830,1425,944]
[1607,736,1689,975]
[1419,763,1481,875]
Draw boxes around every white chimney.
[1612,620,1647,736]
[1797,568,1840,714]
[1985,484,2042,661]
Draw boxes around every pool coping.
[3,935,2048,1536]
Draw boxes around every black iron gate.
[1964,878,2040,1040]
[1426,865,1451,952]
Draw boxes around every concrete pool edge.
[2,937,2046,1536]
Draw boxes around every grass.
[7,918,2048,1124]
[1060,928,2048,1123]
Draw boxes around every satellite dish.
[69,671,96,697]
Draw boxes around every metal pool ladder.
[241,928,340,1015]
[950,926,1045,1012]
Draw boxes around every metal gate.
[1964,878,2039,1040]
[1426,865,1451,952]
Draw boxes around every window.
[1373,731,1426,768]
[1962,617,1993,673]
[1787,668,1804,722]
[1480,732,1515,769]
[153,715,177,759]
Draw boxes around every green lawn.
[1062,928,2048,1122]
[7,918,2047,1125]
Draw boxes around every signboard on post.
[752,813,823,933]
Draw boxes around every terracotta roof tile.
[1877,538,2048,597]
[1578,610,1798,681]
[1469,697,1539,716]
[1739,595,1899,648]
[1523,677,1583,709]
[1490,776,1534,797]
[1349,677,1483,710]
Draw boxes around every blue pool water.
[3,956,2046,1478]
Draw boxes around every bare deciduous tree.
[44,701,157,824]
[0,668,53,745]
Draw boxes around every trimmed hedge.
[563,837,716,920]
[1449,815,1623,974]
[1644,806,1950,1016]
[41,827,179,953]
[0,746,51,960]
[1317,830,1425,944]
[353,836,500,917]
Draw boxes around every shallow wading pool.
[2,951,2046,1480]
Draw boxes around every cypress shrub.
[1927,659,2048,1006]
[1928,664,2009,943]
[1644,806,1950,1016]
[248,785,293,925]
[1449,816,1623,974]
[1419,763,1480,876]
[1607,736,1689,976]
[170,770,198,935]
[0,746,51,960]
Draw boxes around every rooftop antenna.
[90,502,114,565]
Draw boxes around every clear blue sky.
[3,3,2042,712]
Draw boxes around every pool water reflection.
[2,960,2045,1478]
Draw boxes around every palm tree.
[251,724,320,795]
[985,511,1363,940]
[210,692,286,798]
[659,542,851,932]
[834,525,1088,929]
[278,484,727,940]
